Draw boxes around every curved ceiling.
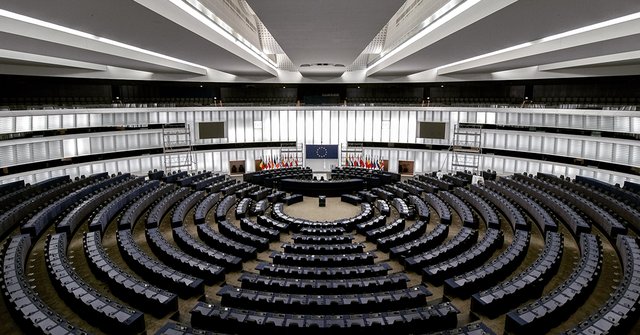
[0,0,638,83]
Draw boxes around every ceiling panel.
[0,0,270,76]
[247,0,405,76]
[0,0,639,82]
[0,32,194,74]
[375,0,640,76]
[450,35,640,75]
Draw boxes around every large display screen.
[417,122,447,139]
[198,122,227,139]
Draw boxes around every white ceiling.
[246,0,405,77]
[0,0,639,83]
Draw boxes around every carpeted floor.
[1,188,638,335]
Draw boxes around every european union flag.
[306,145,339,159]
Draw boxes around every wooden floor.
[1,182,639,335]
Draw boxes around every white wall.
[1,105,640,184]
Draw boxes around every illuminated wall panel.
[355,110,365,141]
[364,110,373,142]
[389,110,400,143]
[287,110,297,142]
[253,110,262,142]
[398,111,409,143]
[615,144,630,165]
[338,110,347,144]
[16,116,31,132]
[331,110,340,144]
[583,141,597,160]
[278,110,287,142]
[261,110,270,142]
[312,110,321,144]
[600,116,614,132]
[381,110,390,143]
[598,142,613,163]
[236,112,245,143]
[347,111,356,142]
[227,112,236,143]
[270,110,280,142]
[322,110,331,144]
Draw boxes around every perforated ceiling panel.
[348,25,388,71]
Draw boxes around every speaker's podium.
[319,195,326,207]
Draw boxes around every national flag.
[380,158,384,170]
[259,157,264,170]
[295,155,299,166]
[345,155,349,167]
[354,155,359,167]
[359,155,364,168]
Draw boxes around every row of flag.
[345,154,385,170]
[259,154,299,170]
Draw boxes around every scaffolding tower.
[450,125,482,175]
[162,123,196,174]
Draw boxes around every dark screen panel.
[198,122,226,139]
[418,122,447,139]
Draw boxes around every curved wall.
[0,106,639,184]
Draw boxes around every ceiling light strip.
[175,0,277,70]
[366,0,478,71]
[0,8,208,72]
[369,0,466,65]
[437,10,640,71]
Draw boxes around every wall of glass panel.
[482,129,640,168]
[1,106,639,185]
[2,108,639,148]
[0,130,162,168]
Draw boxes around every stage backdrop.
[306,145,339,159]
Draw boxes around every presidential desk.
[280,179,364,197]
[244,168,313,187]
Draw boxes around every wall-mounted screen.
[198,122,227,139]
[417,122,447,139]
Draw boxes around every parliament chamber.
[1,1,640,334]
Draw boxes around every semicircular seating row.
[0,169,638,335]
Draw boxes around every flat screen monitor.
[417,122,447,139]
[198,122,227,139]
